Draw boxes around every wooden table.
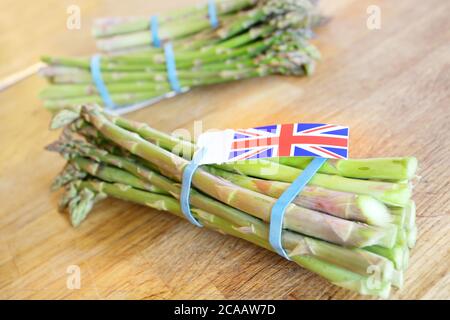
[0,0,449,299]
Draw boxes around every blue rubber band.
[180,148,208,228]
[208,0,219,28]
[164,42,182,93]
[90,54,115,109]
[150,15,161,48]
[269,157,327,260]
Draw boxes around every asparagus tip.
[50,109,81,130]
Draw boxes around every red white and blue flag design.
[196,123,349,164]
[229,123,349,161]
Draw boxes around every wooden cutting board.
[0,0,448,299]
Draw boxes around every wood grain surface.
[0,0,449,299]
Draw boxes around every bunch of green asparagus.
[47,105,418,298]
[92,0,320,53]
[39,0,324,112]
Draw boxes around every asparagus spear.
[216,161,412,207]
[269,156,418,181]
[66,157,166,194]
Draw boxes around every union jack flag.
[228,123,349,161]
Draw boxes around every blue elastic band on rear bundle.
[163,42,182,93]
[269,157,327,260]
[90,54,115,109]
[150,15,161,48]
[180,148,208,227]
[208,0,219,28]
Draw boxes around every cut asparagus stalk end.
[407,225,417,249]
[405,201,416,231]
[392,270,404,289]
[364,244,405,270]
[357,195,392,227]
[335,157,418,181]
